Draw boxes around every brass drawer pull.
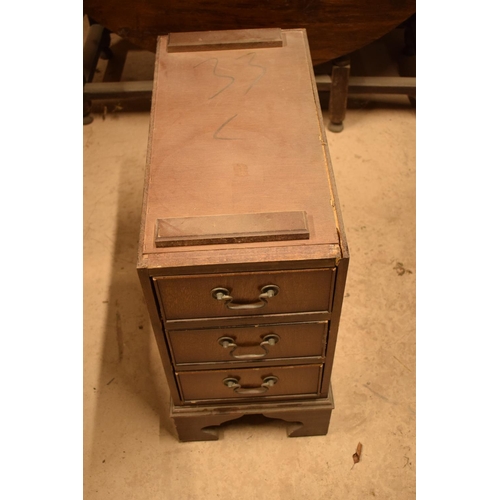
[211,285,280,310]
[223,376,278,395]
[218,334,280,359]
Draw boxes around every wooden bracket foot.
[170,387,334,442]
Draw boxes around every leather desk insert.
[137,28,349,441]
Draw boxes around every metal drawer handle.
[218,334,280,359]
[211,285,280,310]
[223,376,279,395]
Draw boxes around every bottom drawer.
[177,364,322,402]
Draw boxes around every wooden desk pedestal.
[137,28,349,441]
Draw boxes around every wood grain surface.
[141,31,340,266]
[177,364,323,401]
[83,0,415,64]
[167,28,283,52]
[168,321,328,365]
[153,268,335,320]
[136,29,351,427]
[170,386,334,440]
[155,211,309,247]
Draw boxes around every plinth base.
[170,386,334,442]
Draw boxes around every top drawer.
[153,268,336,320]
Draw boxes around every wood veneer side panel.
[303,28,349,397]
[302,30,350,260]
[324,145,350,259]
[135,38,184,404]
[137,36,164,270]
[319,257,349,395]
[137,267,183,405]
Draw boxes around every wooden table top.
[84,0,415,65]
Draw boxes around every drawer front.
[177,364,322,402]
[168,321,328,365]
[154,268,335,320]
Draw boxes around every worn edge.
[167,28,283,53]
[302,28,350,261]
[135,37,184,404]
[136,36,164,270]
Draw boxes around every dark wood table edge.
[83,25,415,131]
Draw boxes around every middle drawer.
[168,321,328,366]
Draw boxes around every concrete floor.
[84,26,416,499]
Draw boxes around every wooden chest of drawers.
[137,28,349,441]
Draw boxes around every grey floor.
[84,20,416,499]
